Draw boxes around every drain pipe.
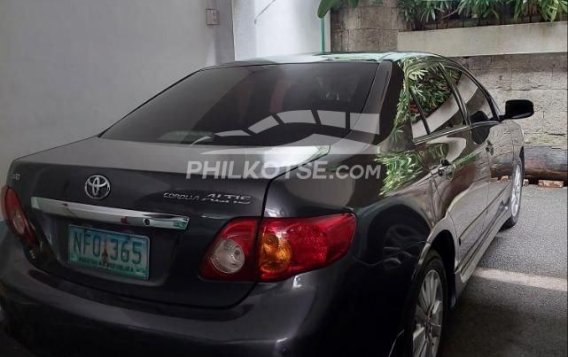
[320,17,326,52]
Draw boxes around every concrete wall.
[458,54,567,147]
[331,0,404,52]
[399,22,568,57]
[331,5,567,148]
[333,2,567,57]
[0,0,234,187]
[232,0,330,60]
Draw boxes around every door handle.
[438,159,455,180]
[486,141,495,155]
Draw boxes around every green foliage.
[507,0,567,22]
[458,0,503,20]
[318,0,354,18]
[376,151,423,194]
[393,58,419,128]
[376,58,458,195]
[508,0,530,20]
[320,0,566,26]
[537,0,568,21]
[399,0,456,29]
[453,0,567,23]
[318,0,568,22]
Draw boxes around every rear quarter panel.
[262,60,450,355]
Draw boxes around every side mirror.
[501,100,534,120]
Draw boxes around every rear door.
[446,66,514,230]
[409,63,490,261]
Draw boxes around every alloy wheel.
[511,165,523,218]
[413,270,444,357]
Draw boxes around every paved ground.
[1,186,566,356]
[443,186,568,357]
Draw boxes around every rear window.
[102,63,378,146]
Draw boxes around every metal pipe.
[321,17,326,52]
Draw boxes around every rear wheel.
[403,251,447,357]
[502,161,524,229]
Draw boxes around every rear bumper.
[0,225,409,357]
[0,233,377,357]
[0,267,319,356]
[0,282,302,357]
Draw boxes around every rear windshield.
[102,63,378,146]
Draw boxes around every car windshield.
[102,63,378,146]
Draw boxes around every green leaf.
[318,0,340,18]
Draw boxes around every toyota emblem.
[85,175,111,200]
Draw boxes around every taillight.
[1,186,38,246]
[200,214,356,282]
[258,214,356,281]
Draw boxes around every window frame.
[440,63,500,129]
[409,62,469,141]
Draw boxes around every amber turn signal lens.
[257,214,356,281]
[258,232,293,276]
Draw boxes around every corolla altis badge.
[85,175,111,200]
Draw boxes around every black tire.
[401,250,448,357]
[502,160,524,230]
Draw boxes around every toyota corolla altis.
[0,52,533,357]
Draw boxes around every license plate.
[68,225,150,280]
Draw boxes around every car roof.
[215,52,447,68]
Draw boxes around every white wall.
[232,0,330,60]
[0,0,234,186]
[0,0,327,195]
